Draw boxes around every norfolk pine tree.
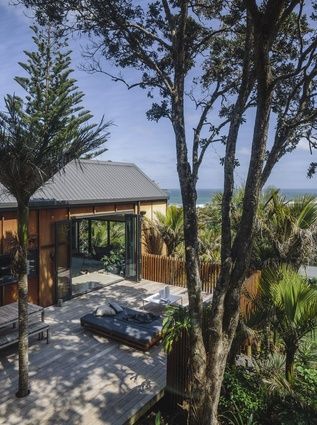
[0,25,109,397]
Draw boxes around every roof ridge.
[77,159,135,167]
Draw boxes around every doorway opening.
[55,213,141,302]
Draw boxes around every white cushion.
[95,305,116,317]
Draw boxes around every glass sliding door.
[55,220,72,302]
[125,214,141,281]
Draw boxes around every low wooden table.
[0,302,44,330]
[142,292,183,309]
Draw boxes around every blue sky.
[0,1,316,190]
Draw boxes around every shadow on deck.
[0,279,189,425]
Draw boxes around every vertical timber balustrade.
[142,253,221,293]
[165,269,261,408]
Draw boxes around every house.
[0,160,168,307]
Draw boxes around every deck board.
[0,279,201,425]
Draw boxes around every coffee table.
[142,292,183,309]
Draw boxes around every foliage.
[102,247,125,275]
[162,305,192,353]
[155,412,163,425]
[253,191,317,269]
[219,367,265,424]
[155,206,184,257]
[142,218,164,255]
[197,189,245,262]
[199,188,317,269]
[261,361,317,425]
[0,25,108,202]
[296,337,317,369]
[220,403,256,425]
[248,265,317,382]
[92,221,125,247]
[295,365,317,408]
[220,359,317,425]
[197,227,221,263]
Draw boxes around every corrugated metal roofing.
[0,160,168,209]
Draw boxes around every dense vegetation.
[143,191,317,424]
[145,189,317,268]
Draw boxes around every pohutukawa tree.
[0,25,109,398]
[20,1,317,423]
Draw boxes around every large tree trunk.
[172,102,208,424]
[15,201,30,398]
[200,26,275,423]
[170,3,209,421]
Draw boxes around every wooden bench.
[0,322,49,350]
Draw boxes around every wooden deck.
[0,280,189,425]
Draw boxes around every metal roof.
[0,160,168,209]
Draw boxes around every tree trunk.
[170,5,210,418]
[15,201,30,398]
[285,344,297,383]
[172,109,208,424]
[200,25,275,423]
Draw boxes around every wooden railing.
[165,270,261,408]
[142,253,261,407]
[142,253,221,294]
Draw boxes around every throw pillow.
[109,301,124,313]
[95,305,116,317]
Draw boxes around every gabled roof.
[0,160,168,209]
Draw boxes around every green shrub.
[219,364,317,425]
[219,367,266,424]
[294,365,317,409]
[102,247,125,274]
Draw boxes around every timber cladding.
[0,200,167,307]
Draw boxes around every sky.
[0,1,316,190]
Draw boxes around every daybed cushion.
[81,307,162,350]
[95,305,116,317]
[109,301,124,313]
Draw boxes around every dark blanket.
[121,311,159,324]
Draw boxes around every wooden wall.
[0,199,167,307]
[0,210,39,305]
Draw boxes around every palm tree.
[254,191,317,269]
[198,228,221,263]
[251,265,317,382]
[0,26,109,397]
[142,218,164,255]
[155,205,184,256]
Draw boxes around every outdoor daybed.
[80,306,163,351]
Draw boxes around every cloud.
[237,147,251,156]
[297,138,311,152]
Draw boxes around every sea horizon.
[165,188,317,206]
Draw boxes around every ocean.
[166,188,317,207]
